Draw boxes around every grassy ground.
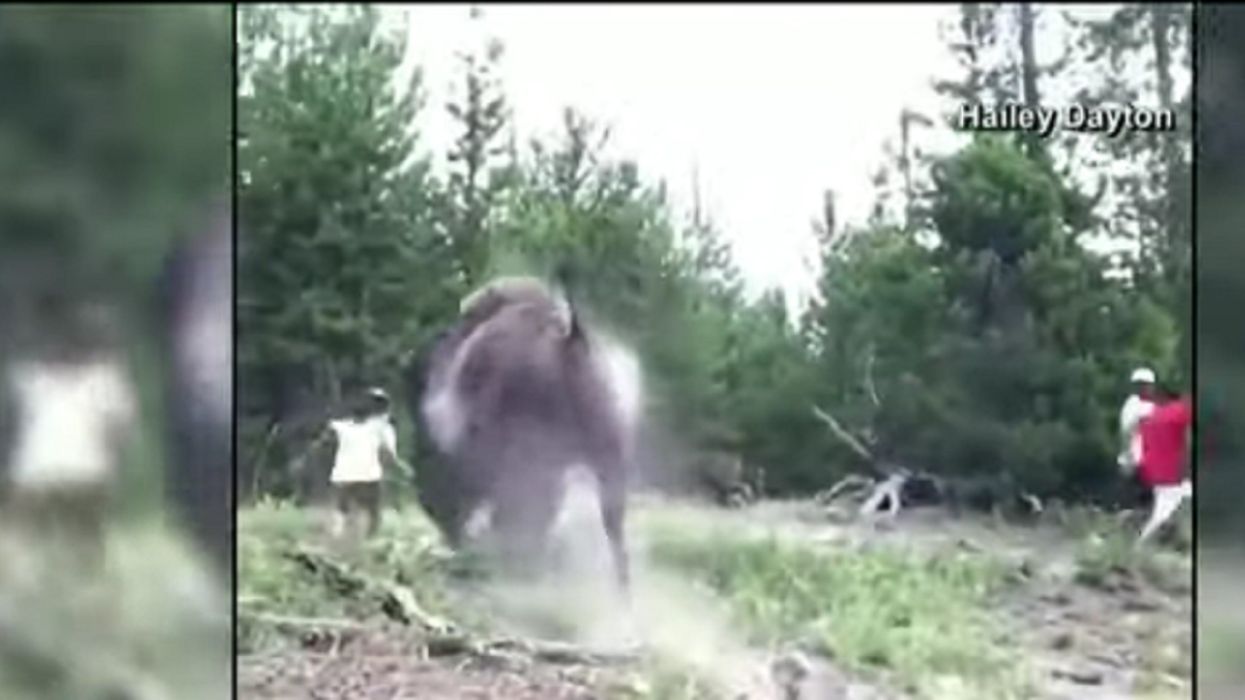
[639,509,1020,698]
[238,494,1191,700]
[0,517,230,700]
[1197,547,1245,700]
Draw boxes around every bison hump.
[455,304,575,404]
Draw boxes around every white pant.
[1138,480,1191,544]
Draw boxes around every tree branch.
[815,474,876,505]
[859,473,907,519]
[864,346,882,409]
[811,404,875,463]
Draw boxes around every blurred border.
[1195,3,1245,697]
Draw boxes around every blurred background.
[0,6,232,699]
[1196,4,1245,696]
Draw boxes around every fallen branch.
[482,637,640,666]
[247,421,282,498]
[264,629,640,668]
[274,549,638,669]
[1020,492,1044,515]
[241,612,366,632]
[811,404,906,519]
[284,547,455,634]
[423,631,479,657]
[864,346,881,409]
[858,473,907,519]
[815,474,876,505]
[286,548,366,598]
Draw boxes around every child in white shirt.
[324,388,409,538]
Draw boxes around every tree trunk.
[900,112,913,230]
[899,109,933,231]
[1018,3,1041,159]
[1152,6,1175,112]
[1151,4,1184,285]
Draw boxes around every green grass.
[237,500,338,649]
[1200,621,1245,687]
[1069,507,1192,595]
[0,518,228,700]
[237,498,466,653]
[641,517,1028,699]
[117,337,175,520]
[1197,552,1245,692]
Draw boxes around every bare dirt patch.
[238,627,618,700]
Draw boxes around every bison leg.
[597,468,630,594]
[489,474,562,579]
[438,489,485,550]
[415,455,484,550]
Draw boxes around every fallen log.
[814,474,876,505]
[482,637,640,666]
[858,473,906,519]
[811,404,912,520]
[241,612,366,632]
[276,546,639,668]
[284,547,454,633]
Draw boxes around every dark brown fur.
[160,203,232,573]
[411,279,634,590]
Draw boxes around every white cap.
[1130,368,1156,384]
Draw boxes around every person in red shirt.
[1136,387,1193,545]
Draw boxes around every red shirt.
[1138,398,1192,487]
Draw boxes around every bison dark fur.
[409,277,640,591]
[159,203,232,573]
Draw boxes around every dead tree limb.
[1020,493,1043,515]
[244,420,282,500]
[244,612,639,667]
[815,474,876,505]
[810,404,1040,519]
[260,547,641,669]
[858,473,906,519]
[811,405,876,464]
[284,547,455,634]
[811,404,916,519]
[864,346,882,409]
[482,637,640,666]
[241,612,366,633]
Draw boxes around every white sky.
[395,4,1159,310]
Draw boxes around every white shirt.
[8,359,137,488]
[1119,394,1155,467]
[328,415,397,483]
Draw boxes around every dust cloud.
[473,467,788,699]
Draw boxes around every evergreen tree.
[238,5,453,497]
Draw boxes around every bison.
[409,275,641,591]
[159,203,232,573]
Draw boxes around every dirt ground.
[238,629,889,700]
[710,500,1191,700]
[238,499,1191,700]
[238,628,612,700]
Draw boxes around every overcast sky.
[397,4,1144,309]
